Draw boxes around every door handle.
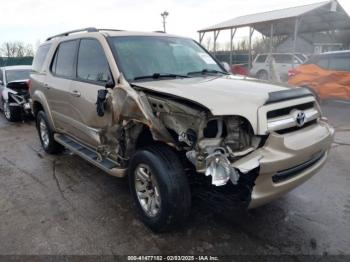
[71,90,81,97]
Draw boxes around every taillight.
[288,69,298,77]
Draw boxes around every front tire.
[129,144,191,232]
[36,111,64,154]
[3,100,21,122]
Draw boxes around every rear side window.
[51,40,78,78]
[255,55,267,63]
[77,39,109,83]
[328,56,350,72]
[273,54,292,64]
[32,44,51,72]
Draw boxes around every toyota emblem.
[296,111,306,127]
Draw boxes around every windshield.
[6,69,31,83]
[109,36,224,81]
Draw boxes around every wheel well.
[257,69,268,75]
[32,101,44,118]
[135,125,156,149]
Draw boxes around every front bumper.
[232,119,334,209]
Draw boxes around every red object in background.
[231,64,248,75]
[288,68,300,77]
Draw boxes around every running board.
[54,134,126,177]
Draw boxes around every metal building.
[198,0,350,69]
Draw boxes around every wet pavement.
[0,100,349,255]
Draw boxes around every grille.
[267,102,314,119]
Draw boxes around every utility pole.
[161,11,169,33]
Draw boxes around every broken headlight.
[205,150,239,186]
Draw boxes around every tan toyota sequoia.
[30,28,334,232]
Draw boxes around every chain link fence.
[0,57,33,67]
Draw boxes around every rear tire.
[257,70,269,80]
[128,144,191,232]
[3,100,21,122]
[36,111,64,154]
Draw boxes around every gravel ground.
[0,100,349,256]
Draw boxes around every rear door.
[46,40,79,133]
[68,38,113,147]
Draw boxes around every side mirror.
[221,62,231,73]
[0,80,3,86]
[105,74,115,89]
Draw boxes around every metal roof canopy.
[197,0,350,76]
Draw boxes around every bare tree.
[0,41,34,57]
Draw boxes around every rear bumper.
[232,120,334,209]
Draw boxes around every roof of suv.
[45,27,186,42]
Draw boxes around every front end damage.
[5,80,32,115]
[97,75,334,209]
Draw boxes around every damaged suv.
[30,28,334,231]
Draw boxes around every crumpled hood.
[133,75,289,132]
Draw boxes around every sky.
[0,0,349,49]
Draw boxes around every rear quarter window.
[273,54,292,64]
[32,44,52,72]
[255,55,267,63]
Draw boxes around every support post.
[199,32,205,44]
[269,23,274,79]
[248,27,254,70]
[213,30,220,57]
[269,24,274,54]
[292,18,300,68]
[230,28,237,66]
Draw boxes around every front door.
[68,38,113,147]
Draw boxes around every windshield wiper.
[187,69,228,76]
[133,73,189,81]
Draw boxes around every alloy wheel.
[39,118,50,148]
[134,164,161,217]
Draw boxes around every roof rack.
[98,29,124,32]
[46,27,98,41]
[46,28,126,41]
